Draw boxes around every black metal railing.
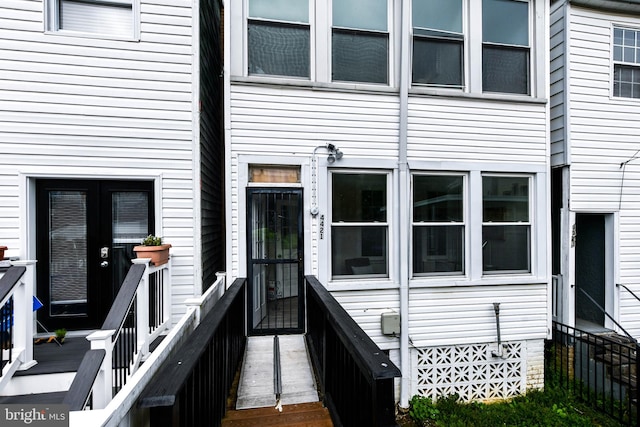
[138,278,246,427]
[103,264,145,394]
[547,321,640,426]
[149,269,164,333]
[305,275,401,427]
[0,266,26,376]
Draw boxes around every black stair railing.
[0,267,24,375]
[138,278,246,427]
[305,275,402,427]
[547,321,640,426]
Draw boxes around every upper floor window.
[482,175,531,274]
[331,172,389,278]
[482,0,530,94]
[248,0,310,78]
[332,0,389,84]
[613,27,640,99]
[412,0,463,87]
[46,0,135,38]
[412,174,465,276]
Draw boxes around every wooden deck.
[16,336,90,376]
[222,402,333,427]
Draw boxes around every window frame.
[481,174,532,275]
[411,173,467,278]
[329,170,392,280]
[410,0,538,97]
[330,0,392,85]
[246,0,312,79]
[411,0,466,89]
[45,0,139,41]
[612,25,640,100]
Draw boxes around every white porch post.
[12,260,36,370]
[134,260,150,357]
[87,329,116,409]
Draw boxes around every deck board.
[15,336,89,376]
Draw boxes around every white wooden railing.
[69,271,227,427]
[0,261,37,393]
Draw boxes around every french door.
[247,189,304,335]
[36,179,154,330]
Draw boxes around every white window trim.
[410,172,468,279]
[481,173,533,276]
[610,24,640,101]
[328,169,393,283]
[44,0,140,41]
[241,0,395,88]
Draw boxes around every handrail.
[102,264,146,331]
[63,350,106,411]
[139,278,246,424]
[305,275,401,427]
[577,287,636,342]
[67,260,172,410]
[0,263,36,388]
[0,266,26,305]
[617,283,640,306]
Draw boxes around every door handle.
[100,261,109,268]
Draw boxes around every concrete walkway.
[236,335,319,410]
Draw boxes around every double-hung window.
[482,176,531,273]
[412,175,465,276]
[331,172,388,278]
[332,0,389,84]
[482,0,530,94]
[412,0,464,87]
[248,0,310,78]
[46,0,135,38]
[613,27,640,99]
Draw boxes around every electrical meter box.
[381,311,400,335]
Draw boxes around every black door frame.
[35,179,154,330]
[246,188,304,336]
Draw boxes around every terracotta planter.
[133,244,171,266]
[0,246,7,260]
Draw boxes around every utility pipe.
[398,0,411,409]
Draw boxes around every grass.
[399,386,626,427]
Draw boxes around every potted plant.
[0,246,6,260]
[133,235,171,266]
[54,328,66,344]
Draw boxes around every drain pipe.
[398,0,411,409]
[491,303,505,358]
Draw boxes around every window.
[46,0,135,38]
[331,173,388,278]
[482,0,530,94]
[613,27,640,99]
[248,0,310,78]
[412,175,465,275]
[412,0,464,87]
[482,176,530,273]
[332,0,388,84]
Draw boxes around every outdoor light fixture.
[311,143,344,216]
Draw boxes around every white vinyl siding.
[408,283,548,347]
[564,5,640,338]
[0,0,196,321]
[407,96,547,164]
[550,1,567,167]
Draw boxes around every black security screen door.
[247,189,304,335]
[36,179,154,331]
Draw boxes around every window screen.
[58,0,133,37]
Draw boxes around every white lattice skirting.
[414,341,527,402]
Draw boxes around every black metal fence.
[305,275,401,427]
[138,278,246,427]
[149,269,165,333]
[547,321,640,426]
